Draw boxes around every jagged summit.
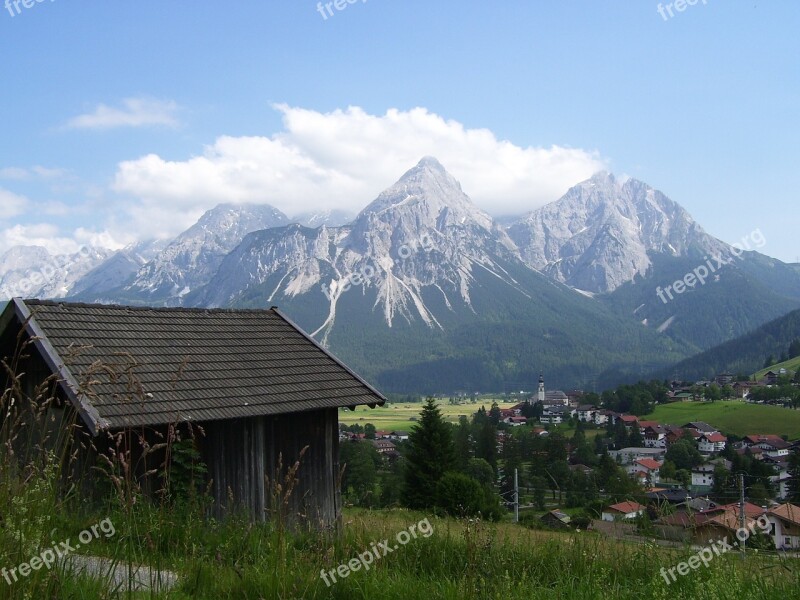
[122,203,290,302]
[357,157,492,232]
[507,173,725,293]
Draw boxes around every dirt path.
[67,555,179,592]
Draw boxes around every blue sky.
[0,1,797,261]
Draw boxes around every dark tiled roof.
[683,421,717,433]
[6,299,385,432]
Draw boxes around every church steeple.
[538,373,545,403]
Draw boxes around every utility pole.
[739,473,746,560]
[514,468,519,523]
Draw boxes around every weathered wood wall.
[203,408,341,527]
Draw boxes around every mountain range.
[3,157,799,392]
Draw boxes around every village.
[341,370,800,553]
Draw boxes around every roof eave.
[12,298,108,436]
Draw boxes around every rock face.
[69,239,167,299]
[120,203,290,303]
[507,172,727,293]
[194,157,526,344]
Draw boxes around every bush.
[435,472,503,521]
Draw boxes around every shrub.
[435,472,503,521]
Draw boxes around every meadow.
[650,400,800,439]
[4,501,800,599]
[339,399,520,432]
[4,388,800,598]
[754,356,800,380]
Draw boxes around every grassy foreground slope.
[2,433,799,599]
[651,400,800,439]
[7,508,797,600]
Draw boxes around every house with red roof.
[693,502,768,546]
[666,426,702,446]
[636,420,659,432]
[698,432,727,454]
[601,501,646,522]
[744,435,791,458]
[629,458,662,484]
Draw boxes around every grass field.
[651,400,800,439]
[755,356,800,380]
[339,399,518,431]
[345,398,800,440]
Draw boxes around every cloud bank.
[112,105,607,239]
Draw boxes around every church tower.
[538,373,545,403]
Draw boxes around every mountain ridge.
[3,157,799,393]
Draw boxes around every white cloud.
[112,105,606,239]
[31,166,70,179]
[0,188,29,218]
[73,228,126,250]
[0,224,126,256]
[0,166,69,181]
[65,97,180,130]
[0,224,79,255]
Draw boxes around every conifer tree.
[401,398,456,509]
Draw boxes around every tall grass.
[2,330,800,598]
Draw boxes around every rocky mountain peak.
[356,157,493,232]
[507,172,725,293]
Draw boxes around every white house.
[593,410,610,426]
[743,435,790,458]
[629,458,662,485]
[765,457,792,499]
[609,447,666,466]
[643,425,668,449]
[576,405,597,423]
[767,504,800,550]
[698,433,727,454]
[601,501,646,522]
[691,464,715,489]
[540,405,573,425]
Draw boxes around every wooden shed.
[0,298,385,526]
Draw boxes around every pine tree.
[401,398,456,509]
[453,415,472,472]
[474,421,498,471]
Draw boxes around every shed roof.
[606,501,645,514]
[1,299,386,434]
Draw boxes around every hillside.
[754,355,800,380]
[657,309,800,381]
[650,400,800,439]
